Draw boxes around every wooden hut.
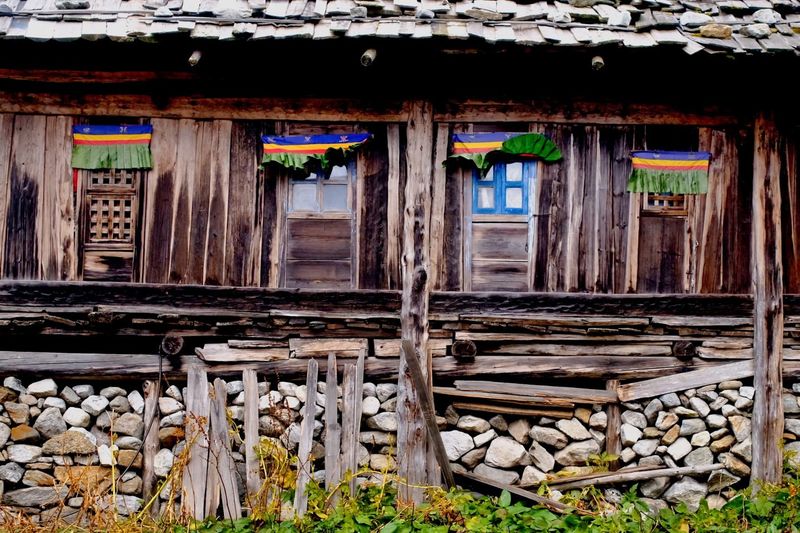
[1,0,799,509]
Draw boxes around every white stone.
[277,382,296,397]
[473,429,497,448]
[473,463,518,485]
[27,379,58,398]
[607,10,631,27]
[679,419,706,436]
[376,383,397,402]
[159,411,184,427]
[0,423,10,448]
[100,387,126,399]
[7,444,43,463]
[644,399,663,423]
[33,407,67,438]
[735,397,753,410]
[528,441,555,472]
[706,414,727,429]
[659,393,681,408]
[589,412,607,430]
[165,385,182,402]
[154,449,174,477]
[158,397,183,415]
[689,397,710,417]
[620,423,643,446]
[632,439,659,457]
[440,430,474,461]
[666,438,692,461]
[729,415,751,442]
[620,447,636,463]
[508,419,531,444]
[530,426,568,449]
[784,393,800,414]
[556,418,592,440]
[4,377,26,394]
[739,386,755,399]
[753,8,781,24]
[485,437,528,469]
[366,412,398,432]
[43,397,66,412]
[655,412,679,431]
[362,382,376,398]
[621,410,648,430]
[785,441,800,469]
[554,440,601,466]
[269,390,284,404]
[664,478,708,511]
[72,385,94,399]
[520,465,547,486]
[98,444,116,466]
[225,381,244,396]
[680,11,713,27]
[684,446,713,467]
[457,415,491,434]
[81,395,109,416]
[361,396,380,417]
[691,431,711,447]
[63,407,91,428]
[127,391,145,414]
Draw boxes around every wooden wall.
[0,112,771,294]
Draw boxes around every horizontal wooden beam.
[617,360,754,402]
[0,68,198,84]
[0,92,409,122]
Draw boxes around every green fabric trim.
[447,152,491,170]
[446,133,562,172]
[71,145,153,170]
[627,169,708,194]
[261,147,358,172]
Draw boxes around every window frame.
[471,161,533,216]
[287,162,355,218]
[640,192,688,217]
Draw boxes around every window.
[641,192,687,216]
[472,161,531,215]
[289,165,351,214]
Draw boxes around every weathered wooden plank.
[168,119,198,284]
[0,114,14,278]
[210,378,242,518]
[452,402,573,419]
[433,387,575,407]
[751,113,784,486]
[398,100,434,503]
[40,115,74,281]
[242,369,261,508]
[544,125,568,291]
[605,380,621,470]
[339,363,358,492]
[453,380,618,404]
[454,471,573,514]
[552,463,723,491]
[480,343,672,357]
[294,358,318,516]
[324,353,341,495]
[289,338,367,358]
[455,332,685,342]
[459,314,651,327]
[430,124,449,290]
[357,126,389,290]
[142,380,161,517]
[617,360,754,402]
[204,120,232,285]
[385,124,402,290]
[784,128,800,293]
[623,189,641,293]
[182,365,210,519]
[187,121,213,284]
[196,343,288,362]
[374,338,450,357]
[651,316,752,327]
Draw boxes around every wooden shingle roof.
[1,0,799,55]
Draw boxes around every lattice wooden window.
[84,170,138,246]
[641,192,687,216]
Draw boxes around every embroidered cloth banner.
[72,125,153,170]
[261,133,371,171]
[628,150,712,194]
[448,132,562,171]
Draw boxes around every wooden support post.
[340,363,358,493]
[242,369,261,511]
[209,378,242,519]
[324,353,341,497]
[183,365,210,519]
[751,112,785,486]
[397,100,434,504]
[294,358,318,517]
[142,380,161,517]
[604,380,621,471]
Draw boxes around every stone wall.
[2,374,800,522]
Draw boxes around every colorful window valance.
[627,151,712,195]
[261,133,371,172]
[447,132,562,171]
[71,125,153,170]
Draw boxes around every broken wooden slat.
[651,316,752,328]
[289,337,367,358]
[142,380,161,517]
[230,339,286,349]
[534,465,661,488]
[243,369,261,508]
[324,353,341,496]
[454,381,618,404]
[196,343,289,362]
[617,360,754,402]
[294,358,318,517]
[374,338,451,357]
[402,340,455,489]
[433,387,575,408]
[552,463,723,491]
[182,365,210,519]
[210,378,242,519]
[452,402,573,419]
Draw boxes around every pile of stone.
[0,378,144,523]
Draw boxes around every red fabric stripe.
[263,148,329,154]
[73,139,151,146]
[633,162,709,170]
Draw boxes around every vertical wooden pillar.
[604,380,621,471]
[142,380,161,517]
[751,112,784,485]
[397,100,434,504]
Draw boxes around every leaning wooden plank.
[454,381,618,404]
[196,343,289,362]
[454,471,573,515]
[433,387,575,408]
[242,369,261,510]
[210,379,242,519]
[339,364,358,494]
[289,337,367,358]
[552,463,723,491]
[617,360,754,402]
[348,352,365,495]
[529,465,662,488]
[605,380,621,471]
[651,316,752,328]
[324,353,341,497]
[182,366,210,519]
[142,380,161,517]
[452,402,573,419]
[294,358,319,517]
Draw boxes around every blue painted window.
[472,161,534,215]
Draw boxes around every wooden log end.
[452,339,477,362]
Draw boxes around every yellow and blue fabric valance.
[447,132,562,171]
[261,133,371,172]
[71,125,153,170]
[628,151,712,194]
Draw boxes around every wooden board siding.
[783,126,800,293]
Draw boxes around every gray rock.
[706,414,727,429]
[277,382,296,397]
[473,429,497,448]
[707,469,740,491]
[722,452,751,476]
[3,485,68,507]
[632,439,659,457]
[7,444,43,463]
[380,398,397,412]
[589,412,607,430]
[366,412,398,432]
[785,418,800,437]
[259,415,284,437]
[361,382,375,398]
[680,11,713,27]
[639,455,664,468]
[127,391,145,415]
[721,390,740,402]
[473,463,518,485]
[784,441,800,469]
[160,411,184,428]
[674,407,699,418]
[485,437,527,469]
[154,449,174,478]
[460,447,487,468]
[621,411,648,430]
[444,405,459,426]
[441,430,474,461]
[0,423,10,448]
[32,407,67,438]
[376,383,397,402]
[691,431,711,447]
[106,494,143,516]
[719,381,742,390]
[530,426,568,449]
[100,387,126,399]
[72,385,94,399]
[116,436,142,450]
[98,444,114,466]
[731,437,752,462]
[489,415,508,432]
[4,377,26,395]
[457,415,491,434]
[784,394,800,414]
[734,397,753,410]
[43,397,67,412]
[520,465,547,486]
[591,429,606,448]
[28,379,58,398]
[109,396,131,413]
[684,447,713,467]
[655,412,679,431]
[620,423,643,446]
[753,8,781,24]
[667,438,692,461]
[359,431,395,446]
[556,418,592,440]
[158,397,183,415]
[225,380,244,396]
[5,402,30,424]
[165,385,183,402]
[554,439,600,466]
[688,398,710,417]
[664,478,707,511]
[43,431,95,455]
[739,386,755,399]
[660,393,681,408]
[729,415,751,442]
[620,447,636,463]
[361,396,380,417]
[641,476,670,498]
[679,419,706,436]
[644,399,663,423]
[115,413,144,438]
[710,397,729,411]
[508,419,531,444]
[528,441,555,472]
[0,462,25,483]
[81,395,109,416]
[721,405,741,417]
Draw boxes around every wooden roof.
[0,0,799,55]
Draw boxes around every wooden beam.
[452,402,574,419]
[617,360,754,402]
[751,113,785,486]
[324,353,341,498]
[242,369,261,509]
[141,380,161,518]
[385,124,402,290]
[182,365,210,519]
[294,358,318,517]
[550,463,723,491]
[433,387,575,408]
[453,380,618,404]
[454,471,574,514]
[604,380,621,471]
[397,99,434,504]
[429,124,449,290]
[208,378,242,519]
